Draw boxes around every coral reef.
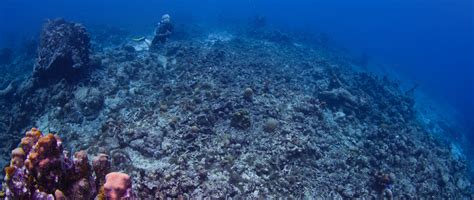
[2,128,133,199]
[32,18,90,86]
[0,21,472,199]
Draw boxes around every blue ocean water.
[0,0,473,197]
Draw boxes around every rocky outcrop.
[32,18,90,86]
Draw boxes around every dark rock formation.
[33,18,90,86]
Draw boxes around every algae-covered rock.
[74,87,103,120]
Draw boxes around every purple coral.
[2,128,133,199]
[5,166,30,198]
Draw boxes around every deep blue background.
[1,0,473,134]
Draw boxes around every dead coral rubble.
[0,24,472,199]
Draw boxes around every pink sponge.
[103,172,134,200]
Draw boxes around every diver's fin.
[132,37,146,42]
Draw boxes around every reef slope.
[0,25,472,199]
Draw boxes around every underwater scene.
[0,0,473,199]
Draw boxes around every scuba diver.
[130,14,173,51]
[151,14,173,47]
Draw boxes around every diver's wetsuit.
[151,22,173,46]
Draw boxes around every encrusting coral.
[2,128,134,199]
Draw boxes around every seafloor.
[0,20,472,199]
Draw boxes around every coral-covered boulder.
[33,18,90,85]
